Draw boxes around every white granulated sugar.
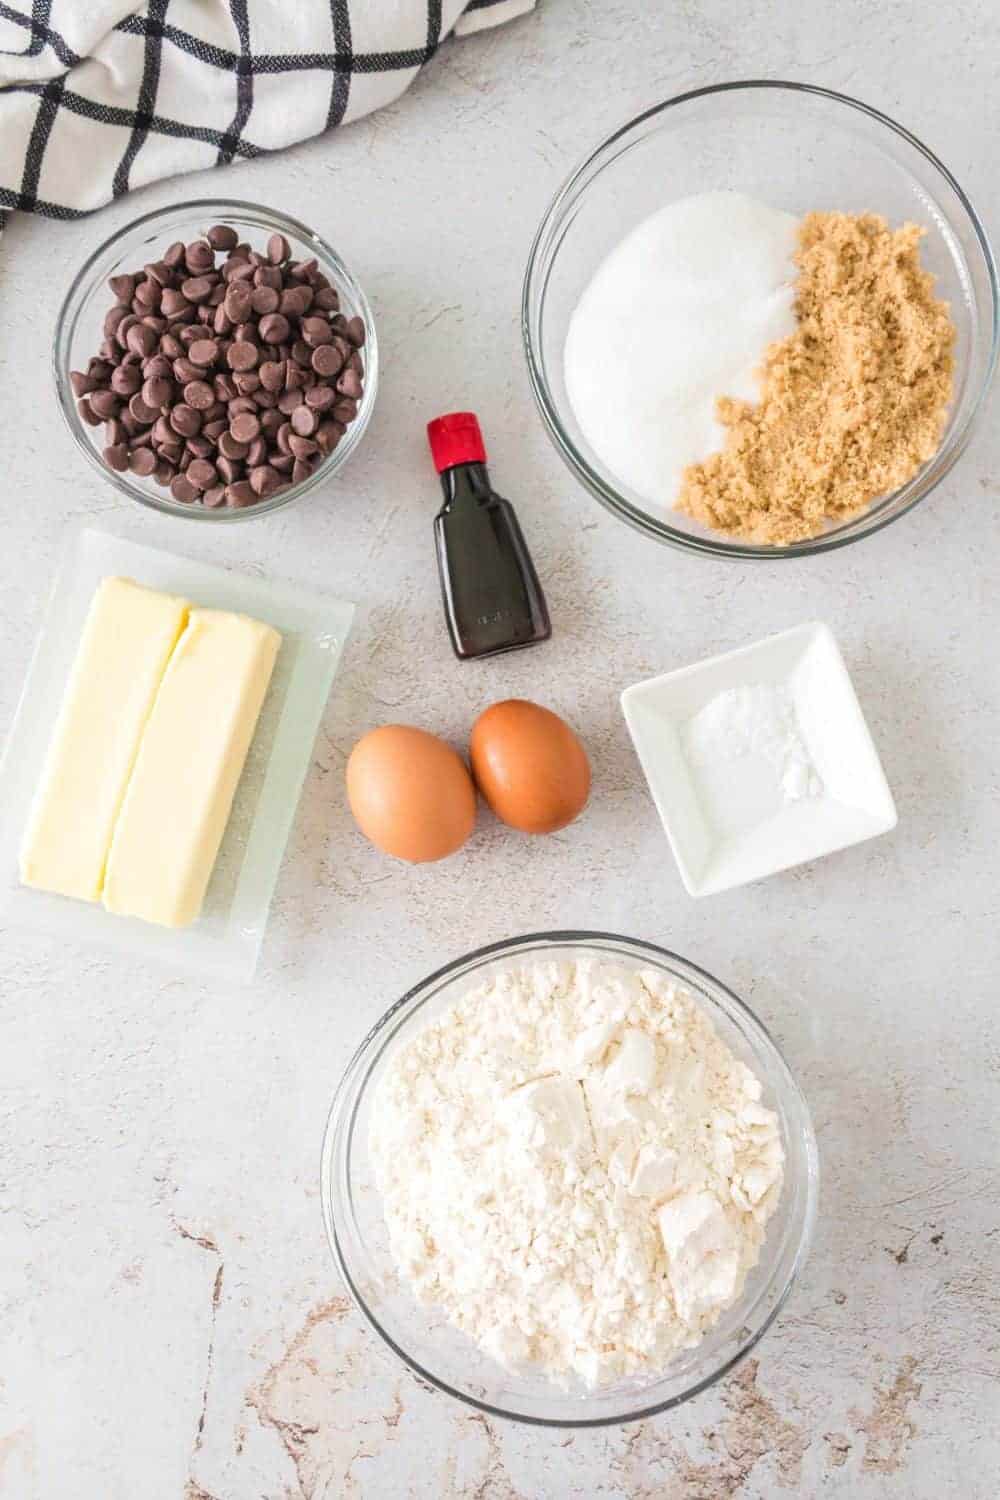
[683,683,824,839]
[370,959,784,1388]
[564,190,798,509]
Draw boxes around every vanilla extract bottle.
[427,411,551,661]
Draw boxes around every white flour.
[683,683,824,839]
[564,190,798,509]
[370,958,784,1388]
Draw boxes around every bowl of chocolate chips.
[55,199,378,518]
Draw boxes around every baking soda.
[683,682,823,839]
[564,190,798,509]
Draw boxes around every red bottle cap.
[427,411,487,473]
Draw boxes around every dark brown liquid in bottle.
[434,459,551,660]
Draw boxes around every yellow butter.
[102,607,281,928]
[19,577,190,902]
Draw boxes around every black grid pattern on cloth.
[0,0,528,227]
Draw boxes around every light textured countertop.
[2,3,999,1497]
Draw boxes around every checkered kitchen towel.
[0,0,534,226]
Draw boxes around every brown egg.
[469,699,591,834]
[346,725,477,863]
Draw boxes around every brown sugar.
[678,212,956,545]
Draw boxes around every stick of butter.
[102,607,282,928]
[19,577,190,902]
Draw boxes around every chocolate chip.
[170,473,199,503]
[305,383,336,411]
[311,343,343,378]
[183,379,215,410]
[110,366,142,401]
[337,367,363,401]
[128,393,160,425]
[291,404,318,437]
[207,224,239,251]
[277,388,303,415]
[267,232,291,265]
[345,316,366,347]
[104,443,130,471]
[223,258,255,284]
[182,276,215,304]
[188,338,219,368]
[258,313,290,346]
[142,376,173,410]
[251,285,280,316]
[316,420,343,454]
[227,480,256,507]
[108,273,136,304]
[258,359,285,393]
[125,323,157,358]
[186,458,217,490]
[185,240,215,274]
[224,283,253,322]
[216,455,243,484]
[291,257,318,283]
[227,341,259,372]
[170,404,202,437]
[288,433,318,460]
[230,411,261,444]
[301,316,333,348]
[129,447,157,476]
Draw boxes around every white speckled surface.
[2,3,1000,1497]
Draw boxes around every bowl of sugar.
[523,81,998,559]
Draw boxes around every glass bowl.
[321,930,818,1427]
[54,199,378,522]
[523,81,998,560]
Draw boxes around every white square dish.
[0,527,354,980]
[621,623,897,897]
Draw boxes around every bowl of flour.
[322,931,817,1426]
[523,81,997,559]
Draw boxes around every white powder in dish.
[564,190,798,509]
[369,958,785,1388]
[683,683,823,839]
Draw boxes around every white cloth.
[0,0,535,222]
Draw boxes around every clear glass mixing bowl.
[523,81,998,559]
[321,931,818,1427]
[54,199,378,522]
